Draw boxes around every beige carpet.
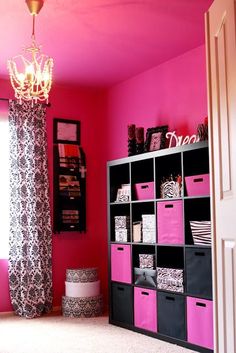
[0,313,197,353]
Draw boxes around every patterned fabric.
[142,214,155,229]
[62,295,103,317]
[190,221,212,245]
[66,268,98,283]
[139,254,155,269]
[114,216,130,229]
[8,100,52,319]
[115,229,128,242]
[156,267,184,293]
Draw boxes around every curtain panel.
[8,100,52,318]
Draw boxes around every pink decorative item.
[187,297,213,350]
[111,244,131,283]
[185,174,210,196]
[134,287,157,332]
[134,182,154,200]
[157,200,184,244]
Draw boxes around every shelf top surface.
[107,141,208,166]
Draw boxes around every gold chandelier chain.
[32,14,36,42]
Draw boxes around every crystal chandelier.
[7,0,53,105]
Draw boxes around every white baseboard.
[0,311,14,316]
[0,306,61,316]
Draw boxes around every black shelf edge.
[110,281,212,300]
[185,244,212,249]
[110,241,132,245]
[156,288,185,296]
[156,243,185,247]
[109,320,213,353]
[110,195,211,205]
[107,141,208,166]
[110,242,212,248]
[132,283,157,290]
[131,199,155,203]
[155,196,183,202]
[110,201,130,206]
[131,242,156,246]
[184,195,210,200]
[185,293,213,301]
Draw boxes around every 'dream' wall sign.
[166,131,200,148]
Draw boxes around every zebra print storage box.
[190,221,211,245]
[160,180,182,199]
[156,267,184,293]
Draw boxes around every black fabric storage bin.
[158,292,186,340]
[186,248,212,298]
[111,283,133,324]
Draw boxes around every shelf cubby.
[110,203,131,242]
[184,198,211,245]
[156,246,184,269]
[155,153,182,199]
[131,159,154,200]
[109,163,130,203]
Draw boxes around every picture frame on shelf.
[144,125,168,152]
[116,184,131,202]
[53,118,80,144]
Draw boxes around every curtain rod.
[0,97,51,107]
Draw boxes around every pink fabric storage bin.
[187,297,213,350]
[134,287,157,332]
[185,174,210,196]
[134,182,154,200]
[157,200,184,244]
[111,244,131,283]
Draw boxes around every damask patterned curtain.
[8,100,52,319]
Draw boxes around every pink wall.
[0,44,207,313]
[0,79,108,312]
[106,45,208,160]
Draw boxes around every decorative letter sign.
[166,131,200,148]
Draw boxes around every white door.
[205,0,236,351]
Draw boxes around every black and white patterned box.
[142,214,155,230]
[142,230,156,243]
[114,216,130,229]
[139,254,155,269]
[62,295,103,318]
[66,268,98,283]
[115,229,129,242]
[156,267,184,293]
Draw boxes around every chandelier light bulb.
[25,64,35,80]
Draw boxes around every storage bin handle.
[141,291,149,296]
[165,204,173,208]
[117,247,124,251]
[166,296,175,301]
[117,287,124,291]
[195,252,205,256]
[141,185,149,189]
[196,302,206,307]
[193,178,203,183]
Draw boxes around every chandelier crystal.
[7,0,53,105]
